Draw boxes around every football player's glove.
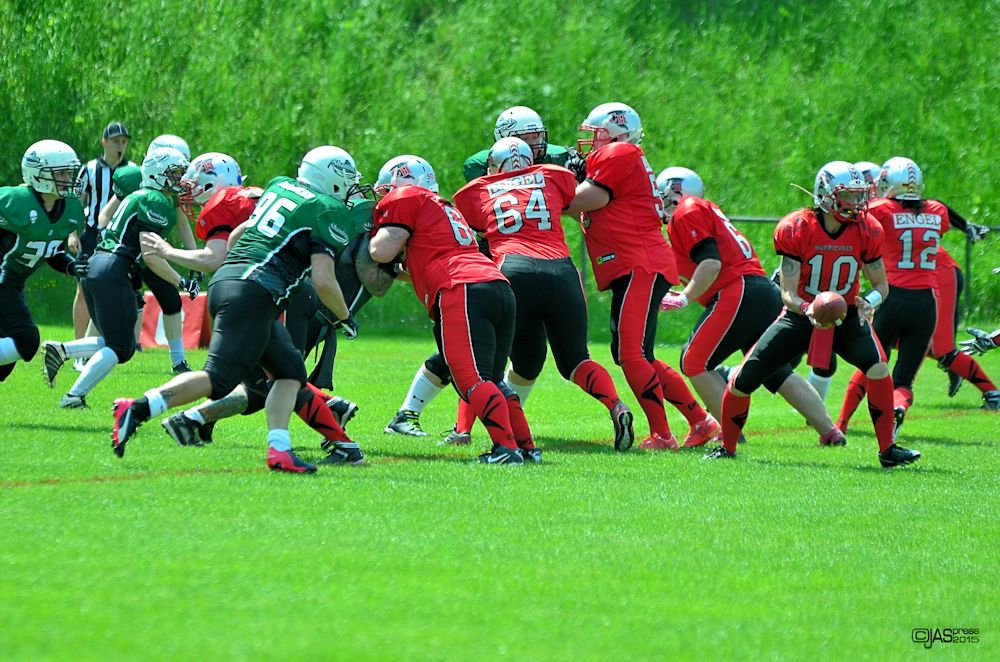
[68,256,89,278]
[965,223,990,243]
[177,274,201,299]
[564,147,588,183]
[659,291,688,310]
[959,327,999,356]
[334,314,359,340]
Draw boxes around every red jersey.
[666,196,766,306]
[581,142,678,290]
[773,208,884,305]
[866,197,950,289]
[937,245,957,270]
[452,164,576,263]
[196,186,264,242]
[373,186,506,315]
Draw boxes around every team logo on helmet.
[197,160,216,175]
[393,163,413,178]
[608,110,628,127]
[495,117,518,134]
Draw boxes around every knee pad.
[424,352,452,385]
[12,326,40,363]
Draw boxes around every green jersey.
[98,187,177,262]
[0,186,84,289]
[462,144,572,182]
[213,176,361,306]
[112,165,142,199]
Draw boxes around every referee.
[71,122,135,345]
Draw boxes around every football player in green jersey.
[42,147,192,407]
[0,140,88,381]
[111,146,365,474]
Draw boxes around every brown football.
[811,291,848,327]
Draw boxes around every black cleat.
[384,409,428,436]
[326,396,359,430]
[318,440,365,466]
[520,447,542,463]
[477,444,524,465]
[878,444,921,468]
[611,400,635,452]
[703,444,737,460]
[983,390,1000,412]
[947,370,964,398]
[162,412,203,446]
[172,360,191,374]
[892,406,906,441]
[42,341,66,388]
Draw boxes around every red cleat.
[266,447,316,474]
[111,398,141,458]
[638,432,680,451]
[682,414,722,448]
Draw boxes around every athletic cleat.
[72,358,86,372]
[196,421,215,444]
[42,341,66,388]
[878,444,921,468]
[521,447,542,463]
[682,414,722,448]
[384,409,428,437]
[835,419,849,436]
[162,412,203,447]
[947,371,964,398]
[819,428,847,447]
[440,428,472,446]
[172,360,191,374]
[610,401,635,452]
[318,440,365,466]
[266,447,316,473]
[638,432,680,451]
[703,444,737,460]
[326,396,359,429]
[111,398,142,458]
[892,406,906,441]
[983,390,1000,412]
[477,444,524,465]
[58,393,88,409]
[714,364,733,382]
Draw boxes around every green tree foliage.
[3,0,998,339]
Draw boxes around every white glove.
[660,291,689,311]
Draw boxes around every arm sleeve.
[689,237,721,264]
[944,204,969,231]
[47,246,73,274]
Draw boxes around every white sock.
[401,372,443,413]
[63,336,106,359]
[184,407,206,424]
[144,389,168,417]
[0,337,22,364]
[807,370,833,402]
[504,377,534,404]
[168,338,185,366]
[267,428,292,452]
[68,347,118,397]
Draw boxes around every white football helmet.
[578,102,643,154]
[656,167,704,220]
[297,146,361,201]
[486,137,534,174]
[814,161,869,222]
[146,134,191,161]
[854,161,882,197]
[374,155,439,196]
[21,139,81,198]
[142,147,190,193]
[878,156,924,200]
[494,106,548,161]
[180,152,244,208]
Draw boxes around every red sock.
[467,382,516,449]
[571,359,620,411]
[866,375,895,452]
[893,387,913,411]
[505,395,535,450]
[621,358,670,436]
[653,360,707,424]
[837,370,868,429]
[455,398,476,433]
[948,353,998,393]
[720,388,750,454]
[296,383,349,443]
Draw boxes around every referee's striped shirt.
[76,158,137,227]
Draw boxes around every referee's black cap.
[103,122,131,139]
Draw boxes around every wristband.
[862,290,883,309]
[799,301,810,315]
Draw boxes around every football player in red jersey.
[452,137,635,450]
[837,157,999,423]
[370,154,534,464]
[705,161,921,468]
[657,167,844,446]
[137,152,366,465]
[565,102,716,450]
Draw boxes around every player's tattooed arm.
[354,234,395,298]
[369,226,410,263]
[861,258,889,299]
[779,255,807,313]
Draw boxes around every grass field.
[1,327,997,659]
